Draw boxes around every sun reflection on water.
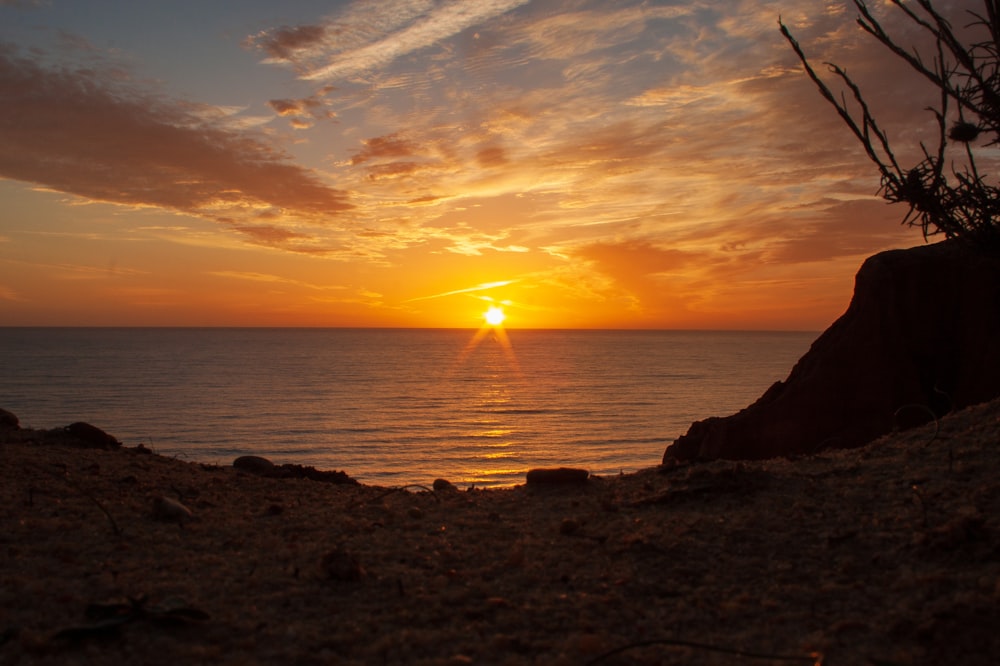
[446,311,531,484]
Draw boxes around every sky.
[0,0,965,329]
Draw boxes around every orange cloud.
[252,24,327,61]
[0,46,352,232]
[350,133,422,164]
[251,0,532,81]
[266,86,336,128]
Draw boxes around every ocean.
[0,328,816,487]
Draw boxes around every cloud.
[251,0,532,80]
[404,279,516,302]
[0,44,352,241]
[350,133,422,164]
[254,24,327,61]
[574,239,700,274]
[325,0,964,264]
[208,271,348,292]
[763,198,927,264]
[267,86,336,129]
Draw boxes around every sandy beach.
[2,401,999,665]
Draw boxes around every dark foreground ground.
[2,400,999,665]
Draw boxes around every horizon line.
[0,324,821,334]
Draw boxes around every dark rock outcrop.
[63,421,121,449]
[664,240,1000,462]
[525,467,590,485]
[233,455,276,475]
[0,408,19,430]
[234,455,357,485]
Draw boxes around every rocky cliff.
[664,239,1000,461]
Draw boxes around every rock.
[272,463,358,485]
[233,455,275,475]
[664,240,1000,461]
[0,408,19,430]
[559,518,581,535]
[152,496,193,523]
[432,478,457,492]
[320,548,364,581]
[64,422,120,449]
[525,467,589,485]
[233,456,358,485]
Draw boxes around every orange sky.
[0,0,949,329]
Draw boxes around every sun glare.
[485,306,506,327]
[454,302,520,376]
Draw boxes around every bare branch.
[782,2,1000,247]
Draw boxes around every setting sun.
[484,306,506,327]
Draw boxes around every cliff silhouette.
[665,240,1000,461]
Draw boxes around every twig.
[911,484,930,528]
[891,404,941,446]
[31,464,122,537]
[347,484,441,509]
[585,637,822,665]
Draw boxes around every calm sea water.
[0,328,815,487]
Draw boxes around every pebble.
[233,455,275,475]
[525,467,589,485]
[64,421,120,449]
[320,548,365,582]
[0,408,19,429]
[152,496,193,523]
[559,518,580,535]
[433,478,457,492]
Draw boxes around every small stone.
[525,467,589,485]
[64,422,120,449]
[433,478,457,492]
[506,544,525,567]
[559,518,580,535]
[408,506,423,519]
[320,548,364,582]
[233,455,275,475]
[0,408,19,429]
[152,496,193,523]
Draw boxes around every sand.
[2,401,999,665]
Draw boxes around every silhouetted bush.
[781,1,1000,248]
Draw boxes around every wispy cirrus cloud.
[208,271,348,292]
[251,0,532,80]
[404,279,517,302]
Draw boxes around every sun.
[484,305,506,327]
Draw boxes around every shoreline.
[3,401,1000,664]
